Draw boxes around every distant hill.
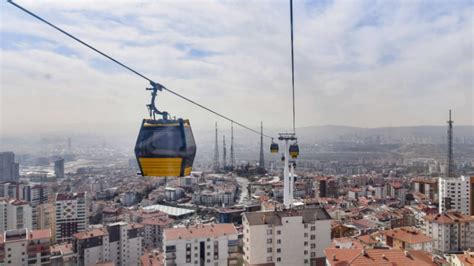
[295,125,474,144]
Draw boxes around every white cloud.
[0,0,472,138]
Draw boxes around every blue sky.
[0,0,472,137]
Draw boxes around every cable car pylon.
[272,0,300,209]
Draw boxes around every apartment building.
[423,211,474,254]
[73,222,144,266]
[55,192,88,242]
[379,227,433,252]
[242,208,332,266]
[163,223,239,266]
[0,199,32,232]
[439,176,474,215]
[0,228,51,265]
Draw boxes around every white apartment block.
[0,199,33,232]
[423,211,474,254]
[163,224,239,266]
[73,222,144,266]
[439,176,474,215]
[242,208,332,266]
[55,192,88,243]
[0,228,51,265]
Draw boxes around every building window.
[310,235,315,240]
[267,256,272,262]
[310,226,315,231]
[277,257,281,262]
[304,233,308,237]
[267,247,272,253]
[267,229,272,235]
[186,243,192,263]
[267,239,272,244]
[277,239,281,244]
[304,242,308,246]
[277,230,281,235]
[277,248,281,253]
[310,243,315,249]
[214,241,219,260]
[304,250,308,255]
[304,224,308,229]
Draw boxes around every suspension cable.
[7,0,273,139]
[290,0,296,134]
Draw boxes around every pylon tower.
[213,122,220,172]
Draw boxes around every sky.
[0,0,473,138]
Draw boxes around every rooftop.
[381,227,433,244]
[142,204,195,218]
[325,248,436,266]
[30,229,51,240]
[424,211,474,224]
[243,208,331,226]
[164,224,237,241]
[56,192,85,201]
[73,228,108,240]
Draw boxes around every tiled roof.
[356,234,378,244]
[454,252,474,266]
[325,248,436,266]
[381,227,432,244]
[424,211,474,224]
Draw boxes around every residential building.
[163,223,239,266]
[54,158,65,179]
[423,211,474,254]
[142,216,174,250]
[0,152,19,182]
[385,181,407,206]
[0,228,51,265]
[55,192,88,242]
[447,251,474,266]
[412,177,438,203]
[23,184,49,207]
[36,203,54,231]
[380,227,433,252]
[73,222,144,266]
[242,208,332,266]
[51,243,75,266]
[125,208,173,249]
[0,198,33,231]
[439,176,474,215]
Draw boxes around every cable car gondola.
[289,142,299,159]
[270,139,279,153]
[134,82,196,177]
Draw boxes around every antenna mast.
[446,110,455,177]
[213,122,220,172]
[230,122,235,169]
[223,135,227,170]
[259,121,265,171]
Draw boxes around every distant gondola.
[289,142,299,159]
[270,140,279,153]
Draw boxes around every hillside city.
[0,113,473,265]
